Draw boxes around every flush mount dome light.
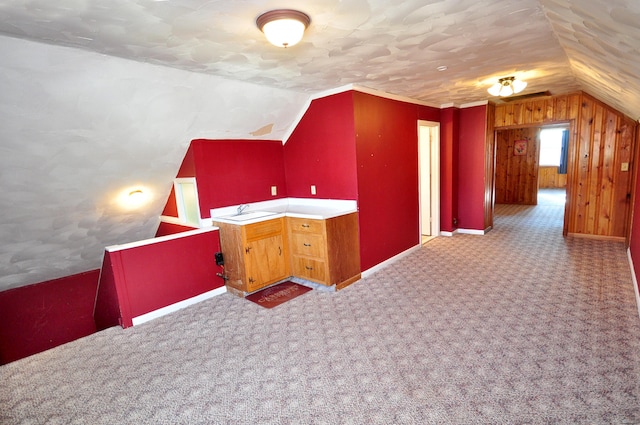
[256,9,310,48]
[488,76,527,97]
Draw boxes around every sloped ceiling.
[1,0,638,118]
[0,0,639,291]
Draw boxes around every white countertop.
[210,198,357,225]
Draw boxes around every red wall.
[177,143,197,177]
[156,222,197,237]
[158,90,444,275]
[192,139,287,217]
[440,107,460,232]
[353,92,440,270]
[95,229,223,329]
[161,186,179,218]
[284,92,359,199]
[458,105,489,231]
[0,270,100,364]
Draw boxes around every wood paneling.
[495,127,540,205]
[539,166,567,188]
[484,103,496,229]
[494,94,581,127]
[494,92,637,239]
[496,127,540,205]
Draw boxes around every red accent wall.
[354,92,435,270]
[284,92,358,199]
[161,186,179,217]
[155,221,197,237]
[0,270,100,364]
[177,143,196,178]
[93,254,122,331]
[440,107,460,232]
[417,105,441,122]
[95,229,223,329]
[157,145,194,234]
[458,105,489,231]
[192,139,287,217]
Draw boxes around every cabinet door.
[291,256,327,283]
[245,234,287,292]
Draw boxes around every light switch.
[271,186,277,196]
[621,162,629,172]
[311,185,317,195]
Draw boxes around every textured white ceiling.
[1,0,639,292]
[1,0,638,118]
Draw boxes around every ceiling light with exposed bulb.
[488,76,527,97]
[256,9,310,48]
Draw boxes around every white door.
[418,121,440,239]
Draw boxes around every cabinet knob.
[245,246,252,254]
[301,224,310,228]
[305,266,313,271]
[303,243,311,247]
[249,277,255,283]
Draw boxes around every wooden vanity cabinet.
[213,217,289,295]
[287,212,361,290]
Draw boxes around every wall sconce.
[256,9,310,48]
[488,76,527,97]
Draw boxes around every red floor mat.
[245,281,312,309]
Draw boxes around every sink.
[222,211,278,222]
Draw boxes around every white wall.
[0,35,308,291]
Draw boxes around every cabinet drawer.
[290,232,326,258]
[288,217,324,234]
[292,256,327,283]
[245,218,283,240]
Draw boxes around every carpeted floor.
[1,196,640,424]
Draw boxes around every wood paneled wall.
[495,127,540,205]
[484,103,496,229]
[494,92,637,239]
[539,166,567,188]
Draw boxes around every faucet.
[237,204,250,215]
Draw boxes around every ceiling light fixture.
[256,9,310,48]
[488,76,527,97]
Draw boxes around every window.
[174,178,201,227]
[539,128,566,166]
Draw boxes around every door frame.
[418,120,440,240]
[492,120,574,235]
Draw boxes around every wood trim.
[567,233,625,243]
[336,273,361,291]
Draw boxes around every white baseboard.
[362,244,421,278]
[132,286,227,326]
[457,226,492,235]
[441,227,492,237]
[626,248,640,320]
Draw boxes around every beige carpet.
[1,197,639,424]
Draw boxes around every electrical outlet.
[271,186,277,196]
[311,185,316,195]
[621,162,629,172]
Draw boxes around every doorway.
[494,124,570,233]
[538,126,569,207]
[418,120,440,244]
